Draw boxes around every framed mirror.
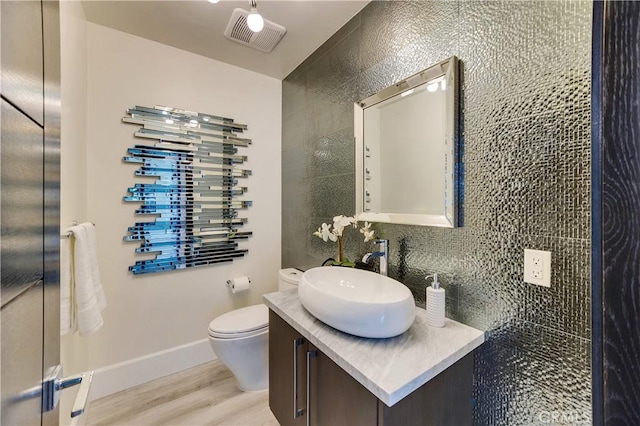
[354,56,459,227]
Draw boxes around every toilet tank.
[278,268,302,291]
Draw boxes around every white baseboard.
[90,338,216,401]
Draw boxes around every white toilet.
[207,268,302,391]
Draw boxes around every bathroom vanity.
[264,290,484,426]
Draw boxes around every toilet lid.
[208,304,268,335]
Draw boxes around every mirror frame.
[354,56,460,227]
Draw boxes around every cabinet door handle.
[306,350,317,426]
[293,338,305,419]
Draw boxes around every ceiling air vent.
[224,8,287,53]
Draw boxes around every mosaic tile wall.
[281,1,592,424]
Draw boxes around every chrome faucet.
[362,239,389,276]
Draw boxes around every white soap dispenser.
[425,273,445,327]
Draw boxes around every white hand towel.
[60,234,76,335]
[72,223,106,336]
[83,222,107,311]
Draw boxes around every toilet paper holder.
[226,276,251,291]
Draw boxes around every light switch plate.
[524,249,551,287]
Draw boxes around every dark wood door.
[269,311,378,426]
[592,1,640,424]
[308,342,378,426]
[378,353,473,426]
[269,310,307,426]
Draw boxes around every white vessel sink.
[298,267,416,338]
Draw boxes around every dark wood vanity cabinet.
[269,310,473,426]
[269,310,376,426]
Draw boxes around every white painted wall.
[59,2,91,422]
[59,13,282,405]
[60,2,88,228]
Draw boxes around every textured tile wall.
[282,1,592,424]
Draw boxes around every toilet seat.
[208,304,268,339]
[208,327,268,339]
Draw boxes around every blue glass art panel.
[122,105,252,275]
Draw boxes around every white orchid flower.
[313,223,334,242]
[333,215,354,227]
[363,229,375,242]
[312,227,323,240]
[332,215,355,236]
[359,221,375,242]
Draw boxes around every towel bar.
[60,222,96,239]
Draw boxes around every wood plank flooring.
[87,360,279,425]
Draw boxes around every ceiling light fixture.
[207,0,219,3]
[247,0,264,32]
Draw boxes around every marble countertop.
[263,289,484,407]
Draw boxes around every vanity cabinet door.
[378,353,473,426]
[269,310,306,426]
[307,342,378,426]
[269,310,377,426]
[269,309,474,426]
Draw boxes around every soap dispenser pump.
[425,273,445,327]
